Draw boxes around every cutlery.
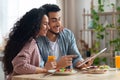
[41,70,56,78]
[41,73,54,78]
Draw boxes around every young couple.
[2,4,93,80]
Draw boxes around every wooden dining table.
[12,69,120,80]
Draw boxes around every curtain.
[56,0,92,49]
[57,0,82,41]
[57,0,77,37]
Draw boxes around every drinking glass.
[48,53,56,62]
[115,51,120,72]
[48,53,56,70]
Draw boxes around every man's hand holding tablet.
[76,48,107,68]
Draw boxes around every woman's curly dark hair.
[2,7,46,75]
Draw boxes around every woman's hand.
[35,67,47,73]
[44,61,57,70]
[59,26,64,32]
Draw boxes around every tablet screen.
[77,48,107,67]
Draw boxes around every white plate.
[48,69,77,75]
[48,70,56,73]
[87,69,107,74]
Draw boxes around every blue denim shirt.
[36,28,84,67]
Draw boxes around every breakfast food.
[81,65,110,74]
[54,68,77,75]
[99,65,110,70]
[88,69,106,74]
[56,68,73,72]
[81,66,98,71]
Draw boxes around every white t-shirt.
[49,40,61,61]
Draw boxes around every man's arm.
[56,55,77,69]
[67,30,84,67]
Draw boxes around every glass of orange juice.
[115,51,120,72]
[48,53,56,69]
[48,52,56,61]
[48,56,56,62]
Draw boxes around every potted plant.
[109,4,120,54]
[90,0,105,52]
[110,38,120,52]
[90,0,108,65]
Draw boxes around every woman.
[2,7,50,80]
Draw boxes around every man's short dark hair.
[42,4,61,16]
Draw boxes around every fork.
[40,72,55,78]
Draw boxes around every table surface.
[12,69,120,80]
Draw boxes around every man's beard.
[48,30,59,35]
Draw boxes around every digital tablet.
[77,48,107,67]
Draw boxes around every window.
[0,0,57,44]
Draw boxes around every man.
[36,4,93,69]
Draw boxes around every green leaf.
[117,7,120,11]
[98,0,101,4]
[111,3,114,7]
[93,57,100,65]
